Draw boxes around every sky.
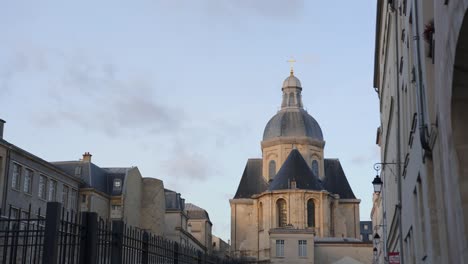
[0,0,380,241]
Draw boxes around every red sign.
[388,252,400,264]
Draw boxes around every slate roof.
[323,159,356,199]
[185,203,210,220]
[268,149,324,191]
[51,161,129,196]
[232,154,357,199]
[164,189,185,211]
[263,109,324,141]
[233,159,268,199]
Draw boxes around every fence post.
[173,242,179,264]
[142,232,149,264]
[197,251,203,264]
[42,202,62,264]
[111,220,124,264]
[79,212,98,264]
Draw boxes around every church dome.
[282,74,302,89]
[263,109,324,141]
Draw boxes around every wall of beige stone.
[314,243,372,264]
[269,233,314,263]
[141,177,165,235]
[122,168,142,228]
[87,191,110,219]
[230,199,257,258]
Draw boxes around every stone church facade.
[230,71,372,264]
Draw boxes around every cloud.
[0,46,184,137]
[162,142,218,182]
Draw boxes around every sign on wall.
[388,252,400,264]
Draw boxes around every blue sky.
[0,0,379,241]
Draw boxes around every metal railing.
[0,202,244,264]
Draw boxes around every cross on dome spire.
[287,58,296,75]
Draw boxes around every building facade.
[53,153,166,235]
[0,120,81,218]
[373,0,468,263]
[186,203,213,254]
[230,71,372,264]
[164,189,207,252]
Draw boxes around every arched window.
[330,203,335,236]
[307,199,315,227]
[269,160,276,179]
[258,202,263,229]
[277,199,287,227]
[312,160,319,176]
[288,92,295,106]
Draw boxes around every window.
[62,186,69,208]
[10,208,19,229]
[38,175,47,199]
[275,240,284,257]
[364,224,369,230]
[113,179,122,192]
[277,199,287,227]
[307,199,315,227]
[111,205,121,211]
[258,202,263,230]
[70,189,78,211]
[311,160,319,176]
[12,163,22,190]
[268,160,276,179]
[298,240,307,257]
[74,166,82,176]
[48,180,57,201]
[288,92,294,106]
[81,194,87,203]
[23,169,33,194]
[20,211,30,230]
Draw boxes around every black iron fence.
[0,202,243,264]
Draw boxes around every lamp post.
[371,162,402,264]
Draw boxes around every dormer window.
[113,179,122,192]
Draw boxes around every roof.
[233,159,268,199]
[262,109,324,141]
[268,149,324,191]
[282,73,302,89]
[185,203,210,220]
[51,161,129,196]
[322,159,356,199]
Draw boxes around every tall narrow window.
[311,160,319,176]
[12,163,22,190]
[23,169,33,194]
[288,92,295,106]
[70,189,78,211]
[277,199,287,227]
[268,160,276,179]
[307,199,315,227]
[62,185,69,208]
[258,202,264,230]
[298,240,307,257]
[330,203,335,236]
[275,240,285,257]
[38,175,47,200]
[48,180,57,202]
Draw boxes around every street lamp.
[372,175,383,193]
[373,247,378,257]
[373,233,381,244]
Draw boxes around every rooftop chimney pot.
[82,152,92,162]
[0,119,5,140]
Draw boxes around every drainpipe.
[392,3,405,263]
[413,0,432,153]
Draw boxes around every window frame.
[276,199,287,227]
[62,185,69,209]
[23,168,33,194]
[38,175,47,200]
[298,240,307,257]
[47,179,57,202]
[12,163,22,190]
[307,199,315,227]
[275,240,285,257]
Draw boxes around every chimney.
[82,152,92,162]
[0,119,5,139]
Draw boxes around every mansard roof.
[268,149,324,191]
[323,159,356,199]
[233,159,268,199]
